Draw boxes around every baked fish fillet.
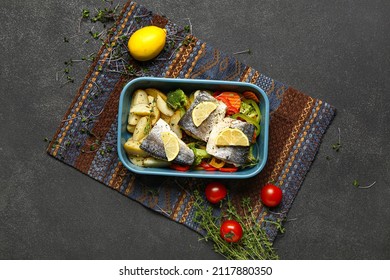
[206,118,255,166]
[140,119,195,165]
[178,90,227,142]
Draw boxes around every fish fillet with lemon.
[140,119,195,165]
[206,118,255,166]
[178,91,227,142]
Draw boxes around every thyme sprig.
[193,190,281,260]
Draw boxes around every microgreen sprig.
[353,180,376,189]
[233,49,252,55]
[332,127,342,152]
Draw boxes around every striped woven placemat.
[47,1,335,242]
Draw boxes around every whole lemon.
[128,26,167,61]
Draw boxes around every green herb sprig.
[193,190,281,260]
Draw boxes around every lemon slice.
[192,101,218,127]
[215,128,249,146]
[161,131,180,161]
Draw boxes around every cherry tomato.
[200,161,218,171]
[220,220,243,243]
[260,183,283,207]
[170,164,190,172]
[205,182,227,204]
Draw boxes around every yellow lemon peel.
[215,128,249,146]
[161,131,180,161]
[128,26,167,61]
[192,101,218,127]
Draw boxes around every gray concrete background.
[1,0,389,259]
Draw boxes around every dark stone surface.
[1,0,389,259]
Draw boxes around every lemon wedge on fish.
[215,128,249,146]
[128,26,167,61]
[192,101,217,127]
[161,131,180,161]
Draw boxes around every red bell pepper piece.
[200,161,218,171]
[170,164,191,172]
[219,167,239,172]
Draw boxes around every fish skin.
[206,118,255,166]
[140,119,195,165]
[178,91,227,142]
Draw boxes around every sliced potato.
[124,138,149,157]
[160,113,171,124]
[128,113,140,125]
[127,124,136,133]
[130,103,152,116]
[128,156,144,167]
[142,157,170,167]
[129,156,170,168]
[193,90,201,100]
[133,116,150,141]
[131,89,149,105]
[156,95,174,116]
[128,89,149,126]
[148,96,160,125]
[170,110,183,138]
[145,88,167,101]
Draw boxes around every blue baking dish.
[117,77,269,179]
